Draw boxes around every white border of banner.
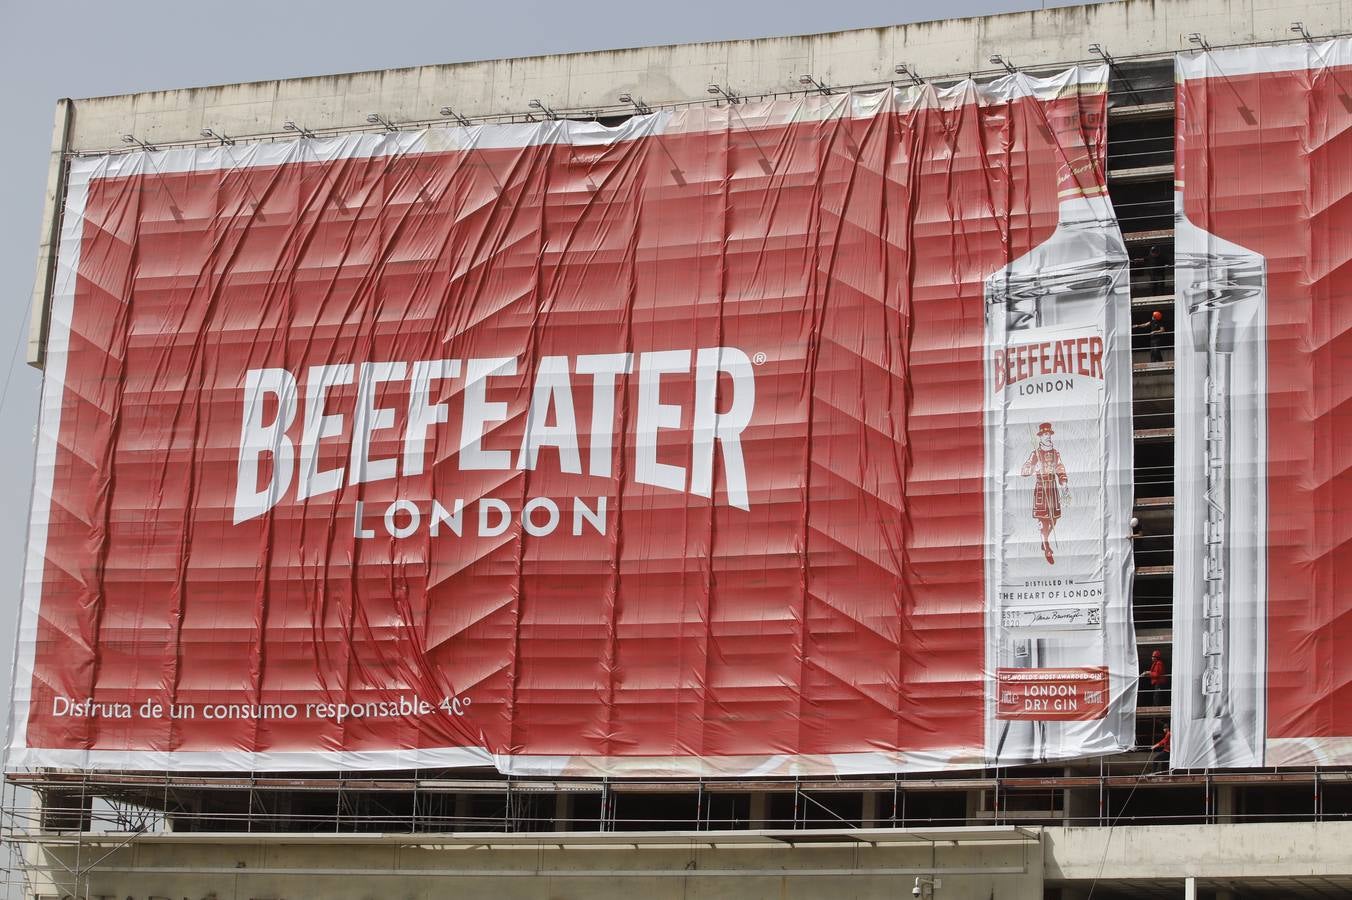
[10,69,1108,775]
[1176,37,1352,81]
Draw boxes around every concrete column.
[1064,768,1097,826]
[27,98,72,368]
[453,792,471,831]
[1215,785,1237,823]
[749,793,768,828]
[861,792,880,828]
[554,793,573,831]
[966,786,984,826]
[1185,876,1197,900]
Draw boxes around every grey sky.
[0,0,1103,745]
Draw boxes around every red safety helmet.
[1152,311,1163,321]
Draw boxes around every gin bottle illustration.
[1172,199,1267,768]
[983,178,1136,765]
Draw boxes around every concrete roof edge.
[68,0,1123,104]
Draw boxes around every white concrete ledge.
[1044,821,1352,881]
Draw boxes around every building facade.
[7,0,1352,897]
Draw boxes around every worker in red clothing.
[1141,649,1167,707]
[1144,724,1172,775]
[1133,310,1168,362]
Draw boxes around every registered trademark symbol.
[752,352,767,365]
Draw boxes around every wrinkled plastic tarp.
[1172,39,1352,769]
[8,66,1137,775]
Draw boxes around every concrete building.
[8,0,1352,897]
[16,821,1352,900]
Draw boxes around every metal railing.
[5,765,1348,839]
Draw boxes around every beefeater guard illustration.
[1021,422,1069,564]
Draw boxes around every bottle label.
[987,319,1113,732]
[989,321,1108,585]
[997,667,1110,721]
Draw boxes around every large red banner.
[8,68,1137,775]
[1173,39,1352,768]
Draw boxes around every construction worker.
[1141,649,1167,707]
[1133,310,1168,363]
[1145,244,1169,295]
[1148,724,1172,773]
